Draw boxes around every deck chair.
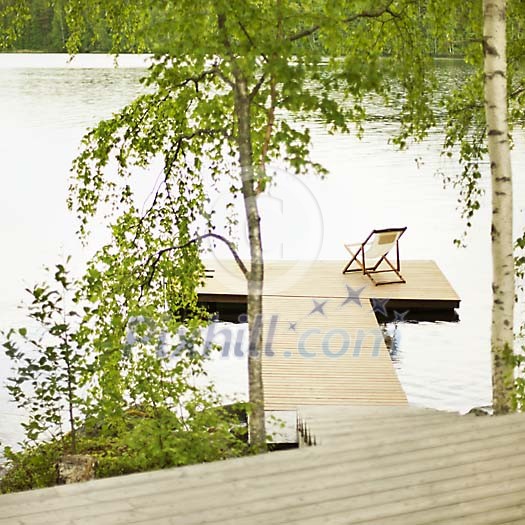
[342,227,407,285]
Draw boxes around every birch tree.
[422,0,519,413]
[483,0,515,413]
[383,0,521,413]
[64,0,440,450]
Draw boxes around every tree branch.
[237,20,269,63]
[287,1,396,42]
[258,75,277,193]
[288,25,320,42]
[173,68,220,91]
[238,20,255,47]
[131,128,225,245]
[121,92,170,145]
[510,84,525,99]
[212,64,235,88]
[140,233,249,300]
[343,1,397,23]
[249,72,267,101]
[132,140,184,245]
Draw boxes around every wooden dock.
[4,408,525,524]
[200,260,460,309]
[199,259,460,411]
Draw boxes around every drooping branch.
[131,139,185,245]
[288,24,320,42]
[258,75,277,193]
[122,67,225,146]
[173,67,223,91]
[124,64,221,142]
[131,128,225,245]
[249,72,267,101]
[140,233,249,300]
[287,1,397,42]
[121,92,170,146]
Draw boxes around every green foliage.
[0,0,30,49]
[66,0,454,253]
[63,0,464,449]
[1,0,113,52]
[0,257,249,493]
[72,239,249,468]
[17,0,59,51]
[78,401,248,478]
[1,260,86,452]
[0,441,63,493]
[514,234,525,410]
[0,403,248,493]
[514,359,525,412]
[510,347,525,412]
[101,403,248,473]
[3,0,485,57]
[516,232,525,282]
[386,0,525,245]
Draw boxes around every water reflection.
[383,323,401,361]
[0,67,146,129]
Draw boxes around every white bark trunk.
[216,11,266,450]
[234,77,267,450]
[483,0,515,413]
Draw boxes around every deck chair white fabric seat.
[342,227,407,285]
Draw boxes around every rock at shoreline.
[466,406,493,416]
[56,455,96,484]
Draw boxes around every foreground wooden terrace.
[4,408,525,524]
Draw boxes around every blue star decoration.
[371,298,390,317]
[341,285,366,307]
[288,321,298,332]
[393,310,409,322]
[309,299,328,316]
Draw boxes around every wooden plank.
[199,259,460,306]
[261,296,406,409]
[4,413,525,525]
[198,259,460,410]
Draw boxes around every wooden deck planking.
[261,296,407,410]
[199,259,460,305]
[4,410,525,524]
[198,259,459,411]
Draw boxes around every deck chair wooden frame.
[342,227,407,285]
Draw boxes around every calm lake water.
[1,54,524,448]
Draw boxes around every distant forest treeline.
[7,0,470,56]
[9,0,112,52]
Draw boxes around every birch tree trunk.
[233,77,267,451]
[483,0,515,414]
